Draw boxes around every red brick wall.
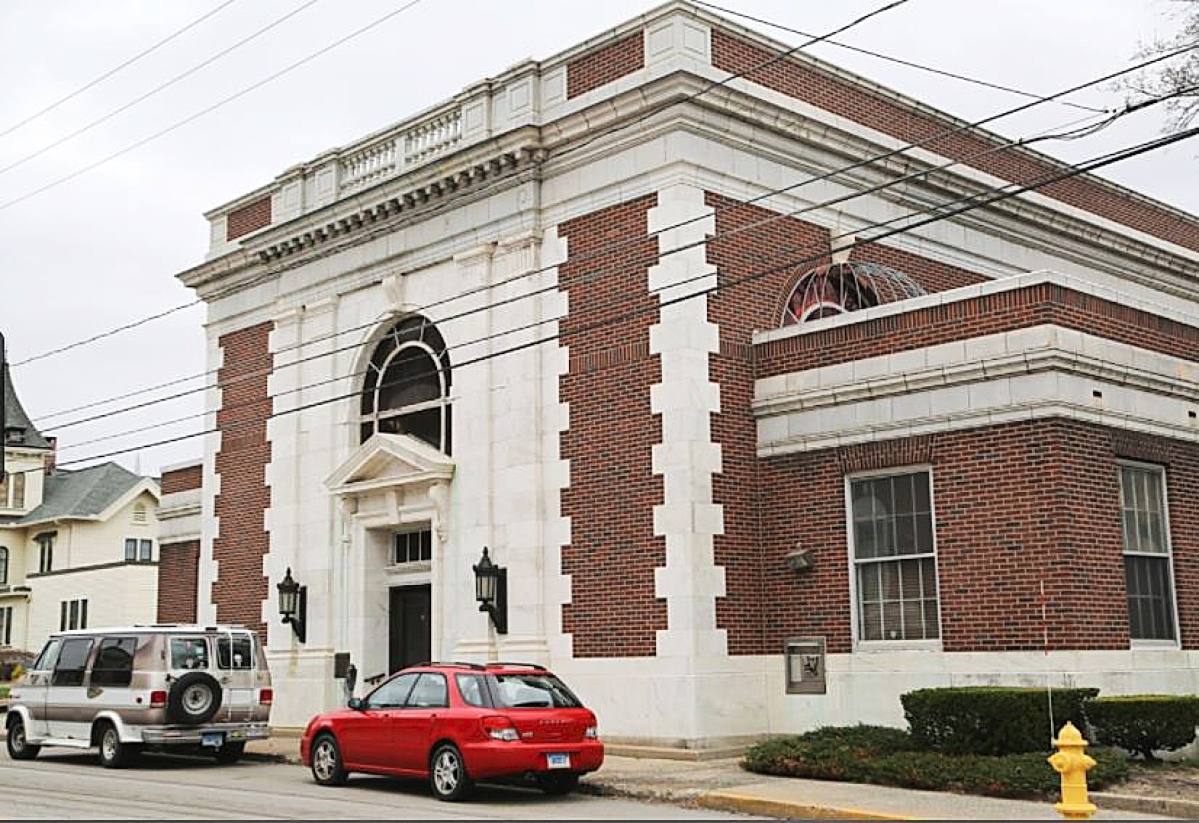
[705,193,828,653]
[567,32,645,99]
[157,540,200,624]
[559,195,667,657]
[759,420,1199,654]
[160,464,202,495]
[703,193,989,652]
[226,196,272,241]
[756,281,1199,378]
[710,28,1199,254]
[212,323,272,641]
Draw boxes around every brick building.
[168,2,1199,748]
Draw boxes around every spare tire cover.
[167,671,223,725]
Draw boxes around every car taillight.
[150,690,167,708]
[481,715,519,742]
[585,724,598,739]
[259,688,273,705]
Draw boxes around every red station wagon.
[300,661,604,801]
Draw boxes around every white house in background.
[0,362,161,658]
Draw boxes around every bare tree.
[1120,0,1199,128]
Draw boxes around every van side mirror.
[348,697,364,711]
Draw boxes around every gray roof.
[3,362,51,450]
[13,462,154,525]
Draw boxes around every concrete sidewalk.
[247,735,1188,820]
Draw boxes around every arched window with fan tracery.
[360,316,452,454]
[781,261,927,327]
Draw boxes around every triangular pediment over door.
[325,433,454,529]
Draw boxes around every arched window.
[0,546,8,584]
[360,316,452,454]
[782,261,927,326]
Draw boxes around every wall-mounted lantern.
[277,566,307,643]
[472,547,507,634]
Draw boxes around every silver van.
[5,624,271,767]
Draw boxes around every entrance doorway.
[388,585,431,674]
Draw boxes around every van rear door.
[213,630,260,722]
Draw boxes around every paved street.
[0,749,764,820]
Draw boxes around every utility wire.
[16,0,917,384]
[690,0,1108,114]
[0,0,238,139]
[28,42,1194,429]
[0,0,426,213]
[51,108,1117,437]
[0,0,322,177]
[53,121,1199,467]
[28,38,1189,429]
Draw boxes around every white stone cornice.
[756,323,1199,456]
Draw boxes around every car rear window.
[488,672,583,708]
[216,634,254,670]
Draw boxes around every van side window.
[216,634,253,670]
[91,637,138,687]
[170,637,209,670]
[33,638,62,672]
[52,638,94,687]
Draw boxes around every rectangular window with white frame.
[1119,462,1177,643]
[0,605,11,646]
[60,598,88,631]
[124,538,155,563]
[848,469,940,644]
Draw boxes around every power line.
[0,0,238,140]
[690,0,1109,115]
[27,38,1194,431]
[17,0,920,396]
[28,37,1189,431]
[0,0,323,177]
[0,0,426,214]
[52,120,1199,467]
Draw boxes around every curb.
[698,790,915,820]
[1092,791,1199,820]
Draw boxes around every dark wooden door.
[388,585,431,675]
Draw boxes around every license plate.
[201,732,224,748]
[546,752,570,769]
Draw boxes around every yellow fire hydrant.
[1047,721,1097,820]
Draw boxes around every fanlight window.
[360,316,452,453]
[782,261,927,326]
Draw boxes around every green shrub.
[742,725,1128,799]
[1084,695,1199,760]
[0,685,9,699]
[902,686,1099,756]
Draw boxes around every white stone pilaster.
[646,184,726,668]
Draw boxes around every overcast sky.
[1,0,1195,477]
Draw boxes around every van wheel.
[214,742,246,764]
[98,723,130,768]
[6,717,40,760]
[310,733,347,786]
[166,672,222,725]
[430,743,473,801]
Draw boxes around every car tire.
[429,743,473,802]
[536,772,580,796]
[6,716,40,761]
[166,671,223,725]
[310,733,347,786]
[97,722,130,769]
[214,741,246,765]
